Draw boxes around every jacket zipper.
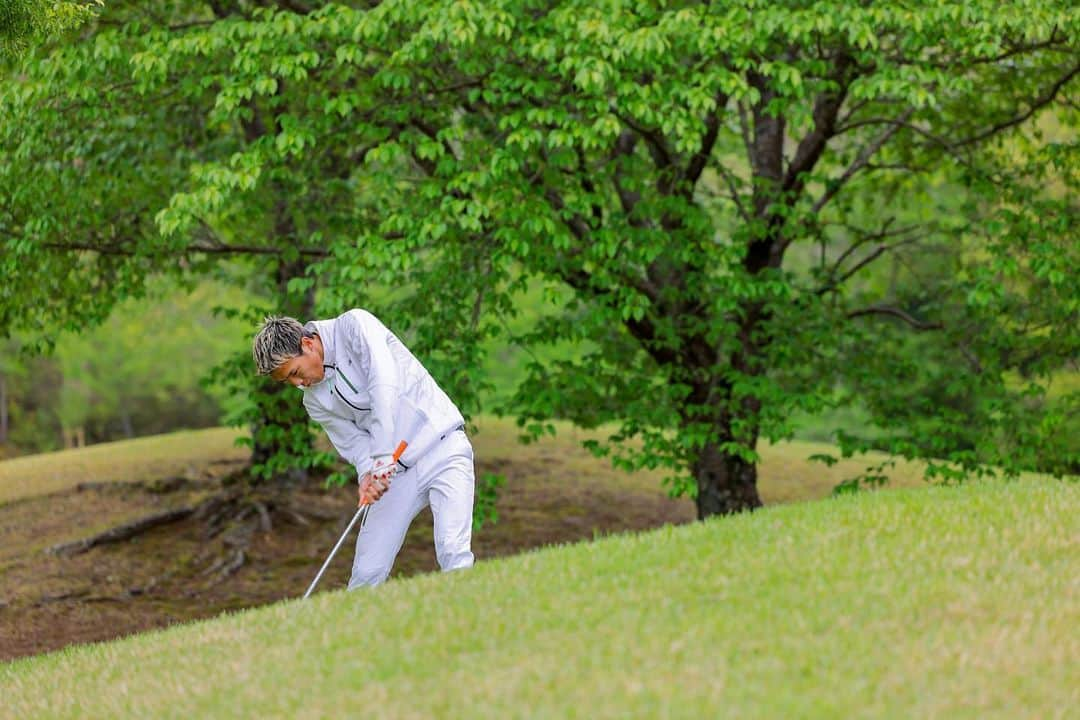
[325,363,369,411]
[334,386,370,412]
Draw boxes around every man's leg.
[425,430,476,572]
[348,466,427,589]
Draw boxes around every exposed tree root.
[73,476,194,495]
[34,589,132,606]
[46,471,329,585]
[281,507,311,526]
[47,506,197,557]
[36,589,89,603]
[201,548,246,583]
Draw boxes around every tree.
[169,1,1077,517]
[0,1,344,490]
[3,1,1078,522]
[0,0,99,58]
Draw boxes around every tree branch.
[41,240,328,258]
[736,102,754,161]
[823,235,924,295]
[575,146,604,225]
[536,183,676,354]
[542,187,592,243]
[847,304,943,331]
[784,55,853,195]
[410,118,460,166]
[610,130,645,220]
[683,91,729,190]
[713,164,751,222]
[611,108,674,174]
[816,220,926,295]
[834,63,1079,159]
[748,71,784,192]
[167,20,216,31]
[556,264,680,369]
[954,62,1080,148]
[743,71,788,272]
[922,32,1070,70]
[812,107,914,214]
[541,182,664,308]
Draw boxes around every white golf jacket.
[301,309,465,472]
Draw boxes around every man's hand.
[358,474,386,506]
[358,454,398,506]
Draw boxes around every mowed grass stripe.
[2,480,1076,719]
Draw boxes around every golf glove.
[365,454,399,483]
[359,455,398,505]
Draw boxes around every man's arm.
[306,399,371,470]
[310,403,386,505]
[345,310,400,460]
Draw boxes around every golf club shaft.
[302,439,408,599]
[302,504,369,600]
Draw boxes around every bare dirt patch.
[0,455,693,662]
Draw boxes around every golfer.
[252,310,475,588]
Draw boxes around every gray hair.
[252,315,308,375]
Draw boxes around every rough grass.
[0,416,932,508]
[2,480,1075,718]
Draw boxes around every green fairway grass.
[2,480,1076,718]
[0,416,932,507]
[0,428,248,506]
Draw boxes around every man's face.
[269,335,325,388]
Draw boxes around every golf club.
[302,440,407,599]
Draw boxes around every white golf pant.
[348,429,475,589]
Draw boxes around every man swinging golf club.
[252,310,475,591]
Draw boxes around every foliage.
[52,279,254,442]
[0,0,98,59]
[0,339,62,452]
[1,1,1077,516]
[472,469,504,530]
[1,1,325,481]
[0,280,253,452]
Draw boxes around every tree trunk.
[248,247,316,486]
[119,405,134,438]
[0,373,8,445]
[682,366,765,519]
[249,376,311,483]
[692,440,763,519]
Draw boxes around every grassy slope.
[2,480,1076,718]
[0,417,933,507]
[0,428,248,505]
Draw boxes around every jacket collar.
[304,318,337,373]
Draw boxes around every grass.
[0,428,248,506]
[1,479,1075,718]
[0,416,932,508]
